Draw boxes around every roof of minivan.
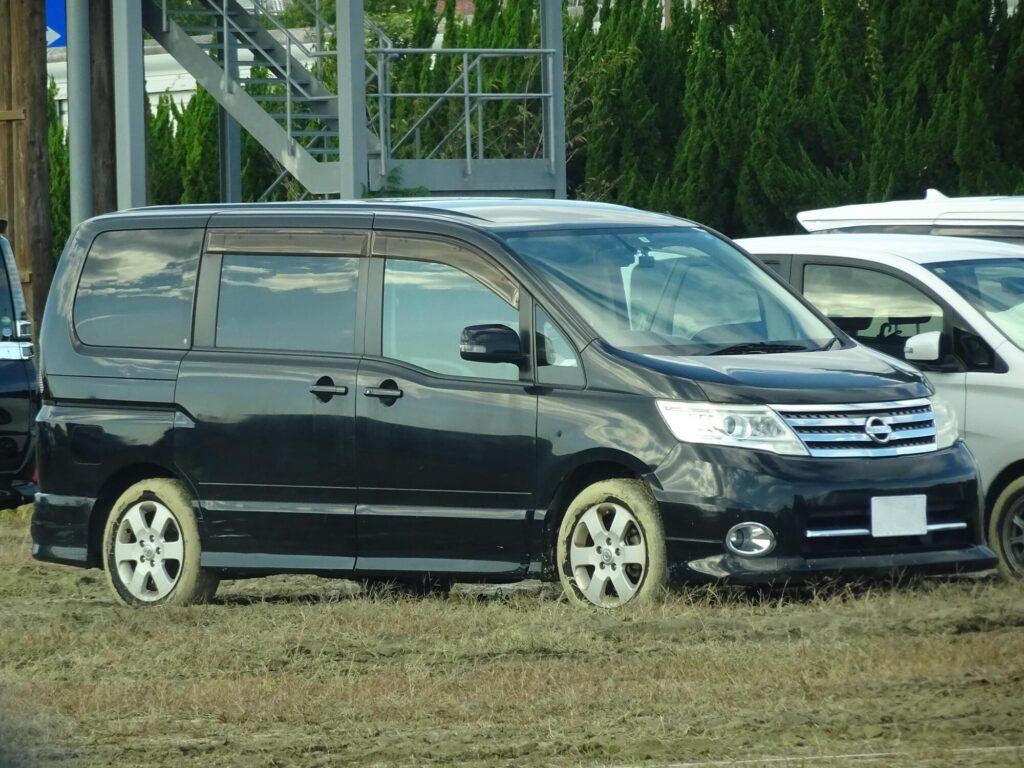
[798,189,1024,232]
[737,233,1024,266]
[113,198,693,230]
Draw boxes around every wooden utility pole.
[0,0,54,323]
[91,0,117,216]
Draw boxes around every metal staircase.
[141,0,565,199]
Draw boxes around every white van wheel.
[102,479,219,607]
[556,479,668,608]
[990,477,1024,580]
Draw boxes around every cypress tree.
[731,0,787,233]
[669,0,733,230]
[563,0,601,197]
[178,88,220,204]
[739,0,825,234]
[147,93,183,205]
[46,79,70,260]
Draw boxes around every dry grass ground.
[1,505,1023,768]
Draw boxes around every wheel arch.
[538,456,650,577]
[985,459,1024,523]
[86,462,187,568]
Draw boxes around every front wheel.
[989,477,1024,580]
[556,479,668,608]
[102,478,220,607]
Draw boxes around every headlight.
[656,401,808,456]
[930,393,959,450]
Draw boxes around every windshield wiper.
[708,342,811,356]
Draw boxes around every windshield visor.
[929,258,1024,350]
[505,227,836,355]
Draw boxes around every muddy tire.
[556,479,668,608]
[102,478,219,607]
[989,476,1024,580]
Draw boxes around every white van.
[797,190,1024,245]
[738,234,1024,579]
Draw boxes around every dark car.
[0,221,37,507]
[31,200,994,608]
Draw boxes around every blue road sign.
[46,0,67,48]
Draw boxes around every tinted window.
[0,239,18,340]
[536,306,583,386]
[803,263,943,358]
[930,258,1024,351]
[383,258,519,380]
[74,228,202,349]
[216,254,359,353]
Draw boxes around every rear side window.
[74,228,203,349]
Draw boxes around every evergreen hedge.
[47,0,1024,259]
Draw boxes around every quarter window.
[382,257,520,380]
[536,306,583,386]
[74,228,203,349]
[215,254,359,353]
[803,264,943,358]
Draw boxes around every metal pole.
[539,0,566,199]
[475,57,484,160]
[112,0,147,209]
[463,52,471,176]
[68,0,94,226]
[337,0,367,199]
[218,17,241,202]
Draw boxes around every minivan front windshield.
[504,227,836,356]
[929,258,1024,350]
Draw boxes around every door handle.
[364,387,403,399]
[310,385,349,395]
[364,379,403,405]
[310,376,348,403]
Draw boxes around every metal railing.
[366,47,554,179]
[157,1,557,197]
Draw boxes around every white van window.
[382,258,519,380]
[931,259,1024,350]
[803,264,943,358]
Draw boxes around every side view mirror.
[460,324,524,365]
[904,331,941,363]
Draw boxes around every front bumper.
[681,546,995,584]
[652,440,995,584]
[30,492,95,567]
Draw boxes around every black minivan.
[0,222,37,506]
[31,200,995,608]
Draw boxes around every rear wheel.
[556,479,668,608]
[102,479,219,607]
[989,477,1024,580]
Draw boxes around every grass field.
[1,505,1023,768]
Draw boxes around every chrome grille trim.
[773,398,937,458]
[772,398,932,413]
[806,521,968,538]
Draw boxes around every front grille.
[801,498,971,556]
[773,398,936,458]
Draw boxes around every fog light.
[725,522,776,557]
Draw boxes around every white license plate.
[871,495,928,537]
